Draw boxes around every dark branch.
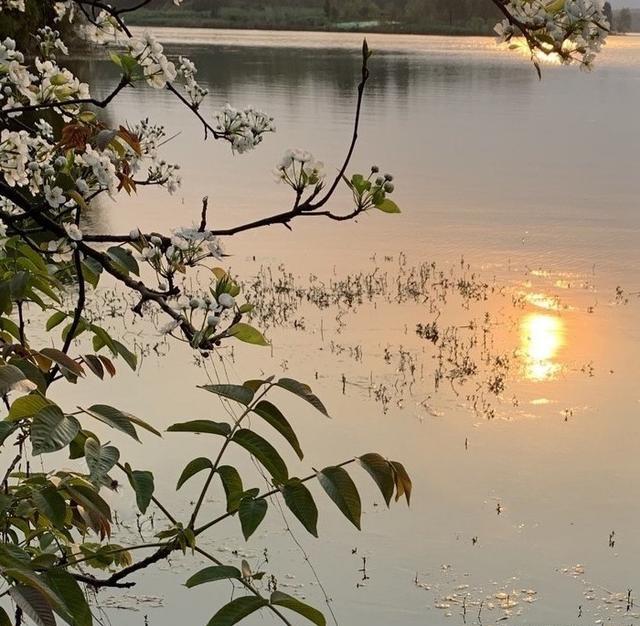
[2,76,130,116]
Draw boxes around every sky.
[613,0,640,7]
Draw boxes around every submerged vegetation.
[0,1,613,626]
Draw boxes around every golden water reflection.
[520,313,566,381]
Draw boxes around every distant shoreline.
[126,21,639,40]
[125,12,497,37]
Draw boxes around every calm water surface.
[59,30,640,625]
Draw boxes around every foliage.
[0,0,607,625]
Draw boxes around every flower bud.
[218,293,235,309]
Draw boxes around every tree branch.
[2,76,130,116]
[194,458,357,536]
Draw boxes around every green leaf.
[7,393,53,422]
[39,348,85,377]
[125,466,154,514]
[0,364,28,395]
[90,325,116,354]
[0,317,22,341]
[64,484,111,523]
[0,607,11,626]
[84,404,139,441]
[317,466,361,530]
[243,377,272,393]
[185,565,242,588]
[253,400,303,460]
[375,198,401,214]
[10,359,46,393]
[81,259,101,289]
[270,591,326,626]
[390,460,412,505]
[0,421,17,446]
[358,453,394,507]
[31,406,80,455]
[46,311,67,331]
[232,429,289,483]
[61,319,88,342]
[239,497,268,540]
[9,271,29,299]
[44,568,93,626]
[206,596,268,626]
[68,430,95,460]
[276,378,329,417]
[9,585,57,626]
[217,465,244,513]
[0,281,11,316]
[125,413,161,438]
[85,438,120,481]
[350,174,370,194]
[32,486,66,528]
[198,384,254,406]
[113,340,137,371]
[177,457,213,490]
[167,420,231,437]
[82,354,104,379]
[227,323,269,346]
[283,479,318,537]
[106,246,139,276]
[0,542,30,567]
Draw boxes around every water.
[60,30,640,625]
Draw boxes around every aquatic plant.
[0,1,607,625]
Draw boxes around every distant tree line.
[0,2,57,50]
[615,7,635,32]
[118,0,501,29]
[15,0,638,34]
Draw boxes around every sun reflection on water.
[520,313,566,381]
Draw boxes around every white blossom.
[45,184,65,209]
[213,104,275,154]
[64,223,83,241]
[159,319,180,335]
[128,33,177,89]
[275,149,325,192]
[495,0,608,67]
[218,293,235,309]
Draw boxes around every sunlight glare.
[520,313,565,381]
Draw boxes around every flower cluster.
[0,119,183,218]
[275,149,325,193]
[213,104,276,154]
[0,36,90,114]
[79,144,119,197]
[160,271,244,346]
[495,0,609,67]
[0,0,26,10]
[36,26,69,59]
[76,9,127,46]
[346,166,400,214]
[0,129,30,187]
[1,38,33,107]
[178,56,208,108]
[134,228,224,288]
[128,33,177,89]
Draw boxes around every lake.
[61,29,640,626]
